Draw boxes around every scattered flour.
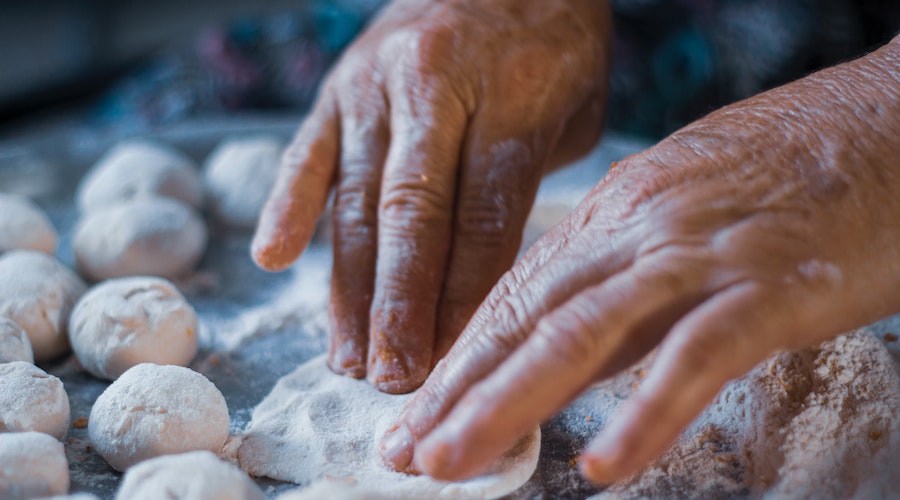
[237,355,540,499]
[0,361,70,439]
[89,363,230,471]
[69,276,199,380]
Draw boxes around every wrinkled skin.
[377,38,900,483]
[252,0,610,393]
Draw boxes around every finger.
[580,282,790,484]
[380,217,633,471]
[328,89,390,377]
[433,123,547,362]
[253,93,340,271]
[366,80,468,394]
[412,254,716,481]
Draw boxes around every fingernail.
[368,349,427,394]
[380,424,414,471]
[328,342,366,379]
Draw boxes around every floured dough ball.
[116,451,264,500]
[73,197,208,281]
[70,276,199,380]
[0,250,86,361]
[0,431,69,499]
[0,193,57,255]
[89,363,230,471]
[0,362,70,439]
[203,136,282,228]
[0,318,33,364]
[77,141,204,212]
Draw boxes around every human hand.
[379,38,900,482]
[252,0,611,393]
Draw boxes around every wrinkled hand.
[379,39,900,483]
[252,0,610,393]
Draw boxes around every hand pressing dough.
[0,431,70,500]
[0,362,70,439]
[69,276,199,380]
[73,197,208,281]
[116,450,264,500]
[77,141,204,212]
[89,363,230,471]
[0,193,57,255]
[0,317,33,364]
[238,355,540,499]
[204,136,282,228]
[0,250,86,361]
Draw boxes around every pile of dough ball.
[89,363,230,471]
[0,137,287,497]
[73,141,208,281]
[203,136,283,228]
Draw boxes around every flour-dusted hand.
[252,0,611,393]
[380,38,900,483]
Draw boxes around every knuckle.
[487,294,536,350]
[334,181,378,231]
[379,182,452,230]
[388,26,456,78]
[455,192,519,250]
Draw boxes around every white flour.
[595,329,900,498]
[236,355,540,499]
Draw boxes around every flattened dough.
[238,355,540,499]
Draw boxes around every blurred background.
[1,0,899,142]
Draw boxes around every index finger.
[252,93,340,271]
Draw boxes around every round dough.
[69,277,199,380]
[0,362,70,439]
[203,136,282,228]
[89,363,230,471]
[239,355,540,499]
[116,450,264,500]
[0,193,57,255]
[77,141,204,212]
[73,197,208,281]
[0,250,86,361]
[0,317,34,364]
[0,431,70,499]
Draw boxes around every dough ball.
[89,363,230,471]
[203,137,282,228]
[0,250,86,361]
[0,362,70,439]
[70,276,199,380]
[116,450,264,500]
[0,317,33,364]
[73,197,208,281]
[77,141,204,212]
[0,431,70,500]
[0,193,57,255]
